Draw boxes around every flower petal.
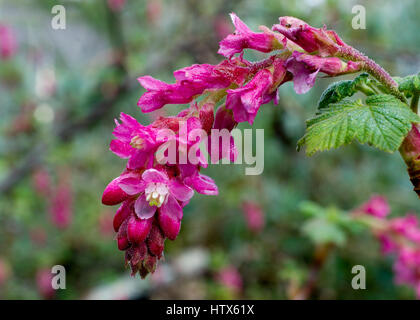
[102,177,130,205]
[142,168,169,183]
[169,179,194,202]
[160,194,183,220]
[158,206,181,241]
[189,174,218,195]
[134,194,157,219]
[109,140,132,158]
[127,216,153,244]
[113,201,131,232]
[118,176,146,195]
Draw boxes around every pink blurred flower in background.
[49,171,73,229]
[146,0,162,25]
[107,0,125,12]
[393,248,420,298]
[0,24,17,59]
[215,266,243,292]
[36,268,55,299]
[357,195,390,218]
[32,168,51,197]
[242,201,265,233]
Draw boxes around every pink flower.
[226,69,273,124]
[242,201,265,233]
[178,164,218,196]
[226,57,289,124]
[173,63,232,89]
[32,168,51,197]
[137,76,198,113]
[118,168,192,238]
[110,113,168,170]
[358,195,390,218]
[216,266,243,292]
[218,13,282,58]
[137,61,247,113]
[0,24,17,59]
[285,51,362,94]
[272,16,346,57]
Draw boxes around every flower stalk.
[337,45,406,102]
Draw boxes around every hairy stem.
[338,46,406,102]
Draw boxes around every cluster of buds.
[357,196,420,298]
[102,13,364,278]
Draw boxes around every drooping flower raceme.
[103,13,369,278]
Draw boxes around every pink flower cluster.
[359,196,420,298]
[103,114,218,277]
[103,13,363,278]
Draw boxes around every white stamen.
[144,182,169,207]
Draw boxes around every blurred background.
[0,0,419,299]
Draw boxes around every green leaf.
[298,94,420,155]
[302,217,346,246]
[317,73,372,109]
[394,73,420,98]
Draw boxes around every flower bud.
[214,105,237,131]
[199,103,215,134]
[143,253,157,274]
[117,236,130,250]
[113,201,131,232]
[147,223,165,257]
[102,177,130,206]
[158,209,181,240]
[125,243,147,268]
[273,16,346,57]
[127,216,153,244]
